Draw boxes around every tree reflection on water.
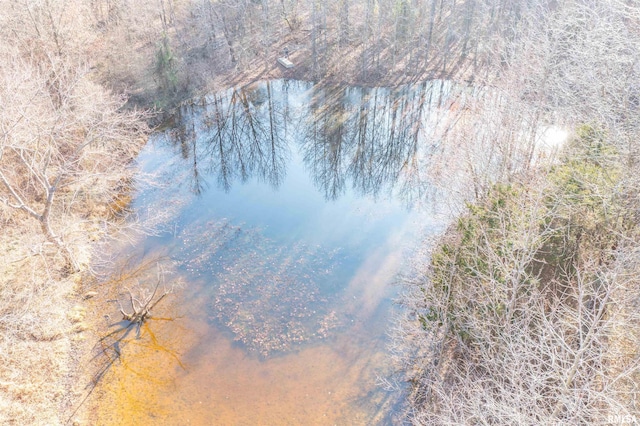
[162,79,459,206]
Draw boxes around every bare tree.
[0,52,145,270]
[393,130,640,424]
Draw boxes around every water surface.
[93,80,461,425]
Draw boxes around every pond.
[91,79,470,425]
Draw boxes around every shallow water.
[93,80,460,425]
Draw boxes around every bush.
[395,130,640,424]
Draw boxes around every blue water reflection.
[118,79,458,423]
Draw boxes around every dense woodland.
[1,0,640,424]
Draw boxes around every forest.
[1,0,639,424]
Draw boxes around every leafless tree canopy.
[0,1,148,270]
[394,129,640,423]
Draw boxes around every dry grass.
[0,209,94,425]
[0,134,158,423]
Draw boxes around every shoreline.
[0,38,478,424]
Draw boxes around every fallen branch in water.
[118,266,172,336]
[66,263,177,424]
